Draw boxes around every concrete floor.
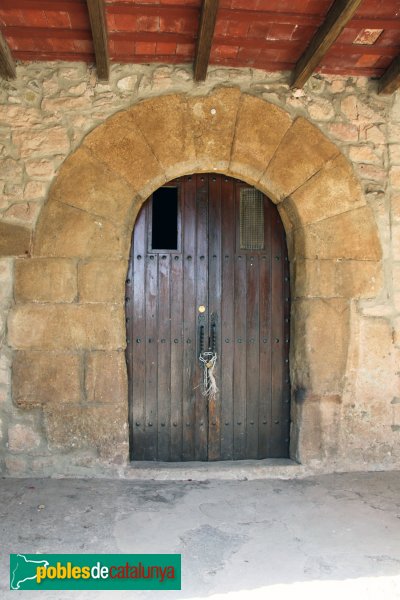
[1,471,400,599]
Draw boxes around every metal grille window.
[240,188,264,250]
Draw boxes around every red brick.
[112,14,138,32]
[51,38,77,53]
[156,42,177,54]
[159,0,200,5]
[212,44,239,59]
[0,9,24,26]
[176,43,195,57]
[136,15,159,32]
[215,19,228,36]
[267,23,297,41]
[45,10,71,28]
[135,41,156,55]
[237,47,261,61]
[73,39,93,53]
[160,15,197,34]
[111,40,134,56]
[68,8,90,29]
[20,9,48,27]
[227,20,250,37]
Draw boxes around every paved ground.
[1,471,400,599]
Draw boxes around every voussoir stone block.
[85,351,127,404]
[34,201,129,259]
[0,222,31,257]
[78,260,127,303]
[82,109,166,199]
[44,404,128,458]
[230,94,292,186]
[130,94,197,180]
[294,206,382,260]
[15,258,77,303]
[187,87,241,172]
[262,117,340,201]
[8,304,125,350]
[49,147,136,226]
[12,351,82,407]
[285,154,365,227]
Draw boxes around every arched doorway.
[126,174,290,461]
[8,88,382,469]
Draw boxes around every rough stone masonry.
[0,61,399,476]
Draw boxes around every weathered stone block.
[291,298,350,394]
[0,222,31,257]
[8,424,41,452]
[83,109,166,198]
[78,260,127,303]
[293,393,342,462]
[0,258,13,304]
[262,117,340,200]
[8,304,125,350]
[85,351,127,404]
[34,201,129,259]
[294,206,382,260]
[130,94,197,180]
[12,351,82,407]
[49,147,136,226]
[187,87,242,172]
[286,155,365,227]
[13,127,70,158]
[44,404,128,458]
[15,258,77,303]
[230,94,292,184]
[294,259,382,299]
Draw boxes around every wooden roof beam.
[86,0,109,80]
[194,0,219,82]
[0,30,16,79]
[291,0,363,89]
[378,56,400,94]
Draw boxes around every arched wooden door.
[126,174,290,461]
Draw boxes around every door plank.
[233,184,247,459]
[208,174,222,461]
[182,176,197,461]
[194,174,209,460]
[144,246,159,460]
[170,238,184,461]
[245,252,260,459]
[220,177,235,460]
[258,207,272,458]
[157,252,172,461]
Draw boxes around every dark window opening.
[151,187,179,250]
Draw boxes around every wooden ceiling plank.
[291,0,363,88]
[0,30,16,79]
[378,56,400,94]
[194,0,220,81]
[86,0,109,80]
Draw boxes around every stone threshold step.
[124,458,310,481]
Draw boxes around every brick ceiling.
[0,0,400,80]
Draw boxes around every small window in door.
[240,188,264,250]
[150,186,180,251]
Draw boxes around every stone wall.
[0,61,399,476]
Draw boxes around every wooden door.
[126,174,290,461]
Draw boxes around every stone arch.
[9,87,382,466]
